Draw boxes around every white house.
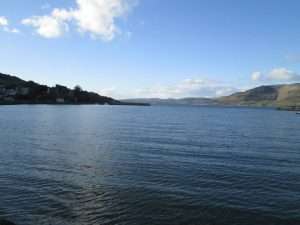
[6,89,17,96]
[56,98,65,103]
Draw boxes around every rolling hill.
[217,84,300,109]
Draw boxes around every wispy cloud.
[0,16,20,34]
[22,0,135,41]
[0,16,8,26]
[251,67,300,83]
[3,27,20,33]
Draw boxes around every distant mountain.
[122,97,217,106]
[217,84,300,110]
[124,83,300,110]
[0,72,147,106]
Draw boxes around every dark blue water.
[0,105,299,225]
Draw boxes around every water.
[0,105,299,225]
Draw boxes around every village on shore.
[0,72,117,105]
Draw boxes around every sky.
[1,0,300,99]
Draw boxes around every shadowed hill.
[0,73,27,87]
[0,72,120,105]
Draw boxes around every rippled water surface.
[0,105,299,225]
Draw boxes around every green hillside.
[217,83,300,110]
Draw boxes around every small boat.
[296,112,300,114]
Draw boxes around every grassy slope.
[217,83,300,109]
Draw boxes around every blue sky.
[1,0,300,99]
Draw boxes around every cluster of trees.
[20,84,117,104]
[0,73,118,105]
[0,72,149,106]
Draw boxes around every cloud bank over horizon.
[103,68,300,99]
[100,78,240,99]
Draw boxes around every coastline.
[0,100,150,106]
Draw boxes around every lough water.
[0,105,299,225]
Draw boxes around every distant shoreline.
[2,102,300,112]
[0,101,151,106]
[0,72,150,107]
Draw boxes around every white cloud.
[0,16,8,26]
[251,71,262,81]
[22,14,69,38]
[268,68,300,81]
[3,27,20,34]
[10,28,20,33]
[251,67,300,83]
[0,16,20,34]
[72,0,129,40]
[22,0,133,40]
